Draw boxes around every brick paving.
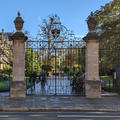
[0,94,120,112]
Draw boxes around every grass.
[0,82,5,87]
[25,77,40,83]
[25,77,29,83]
[106,81,113,88]
[100,76,113,88]
[100,76,113,81]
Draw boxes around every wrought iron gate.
[25,39,85,95]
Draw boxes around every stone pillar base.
[10,81,26,98]
[85,80,101,98]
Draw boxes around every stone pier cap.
[83,32,99,43]
[11,32,27,42]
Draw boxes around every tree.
[36,14,85,76]
[25,47,42,76]
[59,44,85,75]
[0,31,13,68]
[38,14,62,67]
[94,0,120,75]
[95,0,120,49]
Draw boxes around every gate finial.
[87,11,97,32]
[18,11,20,17]
[14,11,24,32]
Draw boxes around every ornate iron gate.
[25,39,85,95]
[25,14,85,95]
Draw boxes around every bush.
[0,74,12,81]
[60,66,69,74]
[3,65,12,74]
[42,65,52,72]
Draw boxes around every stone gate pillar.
[10,12,27,98]
[83,12,101,98]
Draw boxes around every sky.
[0,0,112,37]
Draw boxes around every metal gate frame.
[25,39,85,95]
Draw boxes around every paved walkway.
[0,93,120,112]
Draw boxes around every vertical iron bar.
[55,48,57,95]
[109,80,111,91]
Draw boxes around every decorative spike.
[90,12,94,16]
[2,29,4,33]
[18,11,20,17]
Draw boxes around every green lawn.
[100,76,113,88]
[0,82,5,87]
[100,76,113,81]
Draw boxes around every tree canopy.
[94,0,120,75]
[95,0,120,49]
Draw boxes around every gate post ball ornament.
[87,12,97,32]
[14,12,24,32]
